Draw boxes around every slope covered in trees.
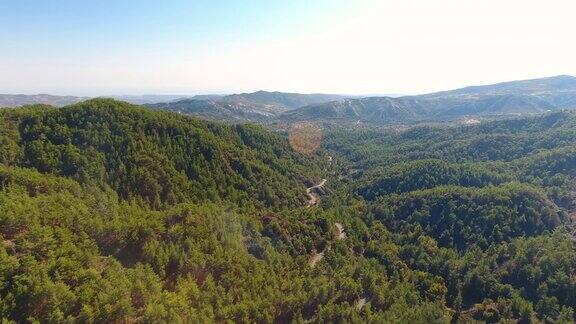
[1,99,320,209]
[2,100,576,322]
[322,110,576,322]
[0,100,448,322]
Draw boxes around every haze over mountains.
[145,91,345,122]
[282,75,576,124]
[0,94,90,107]
[0,94,194,107]
[3,75,576,124]
[0,91,345,121]
[144,75,576,124]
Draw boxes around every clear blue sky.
[2,1,351,51]
[0,0,360,95]
[1,0,575,95]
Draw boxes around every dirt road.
[306,179,327,207]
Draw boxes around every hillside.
[0,94,88,107]
[0,99,321,209]
[424,74,576,97]
[282,75,576,124]
[145,98,280,122]
[147,91,345,122]
[281,97,429,123]
[323,110,576,322]
[0,100,448,322]
[220,91,345,110]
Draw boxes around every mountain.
[108,94,194,104]
[423,74,576,97]
[281,75,576,124]
[220,90,345,110]
[0,94,88,107]
[281,97,429,123]
[146,91,345,122]
[145,98,280,122]
[189,94,225,100]
[0,94,229,108]
[0,98,320,209]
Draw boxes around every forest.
[1,99,576,323]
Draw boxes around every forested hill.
[2,100,576,322]
[316,110,576,322]
[0,98,321,209]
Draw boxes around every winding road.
[306,179,327,207]
[304,172,369,315]
[309,222,346,267]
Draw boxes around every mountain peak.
[550,74,576,80]
[546,74,576,86]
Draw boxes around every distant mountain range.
[145,91,346,122]
[0,91,345,122]
[3,75,576,124]
[108,95,193,105]
[0,94,195,107]
[281,75,576,124]
[0,94,89,107]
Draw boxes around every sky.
[1,0,576,96]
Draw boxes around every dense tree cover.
[373,183,561,250]
[357,159,512,199]
[1,99,322,210]
[2,101,576,322]
[321,110,576,322]
[393,229,576,323]
[326,111,576,166]
[0,100,450,323]
[0,164,449,323]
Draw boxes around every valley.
[3,0,575,322]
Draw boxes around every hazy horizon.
[2,0,576,96]
[1,74,573,98]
